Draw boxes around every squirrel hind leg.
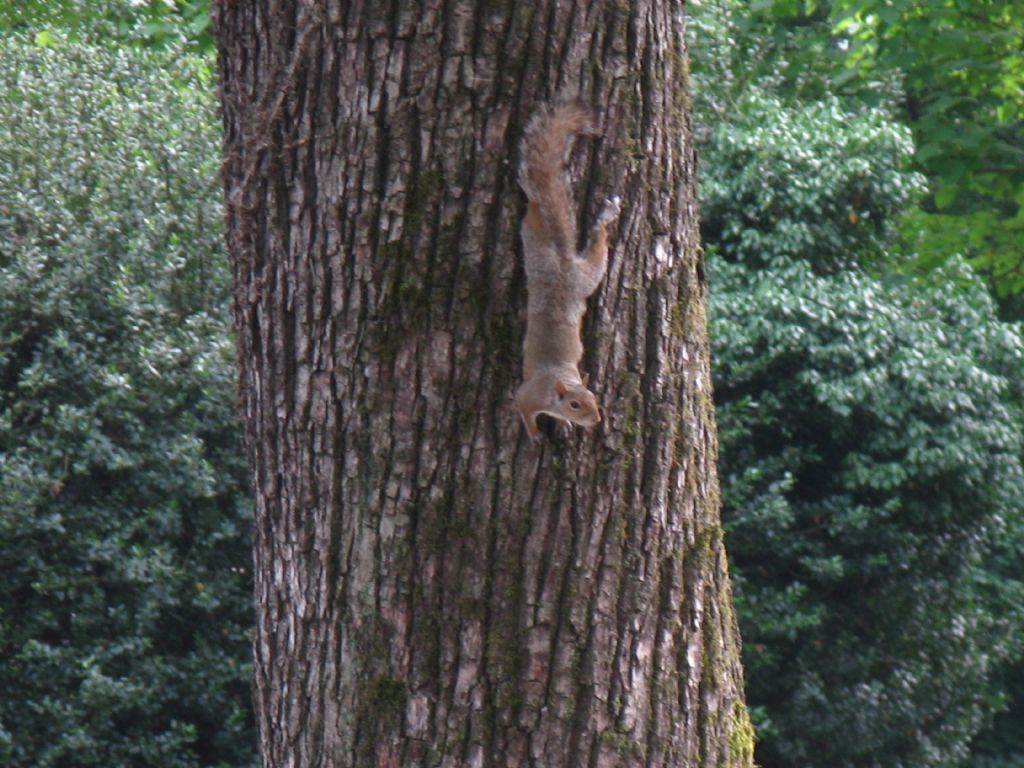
[598,195,621,225]
[583,196,621,265]
[575,194,621,296]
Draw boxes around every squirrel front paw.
[598,195,621,225]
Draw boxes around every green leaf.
[33,29,59,47]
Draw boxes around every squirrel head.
[554,379,601,427]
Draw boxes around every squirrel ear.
[554,380,568,398]
[581,372,590,387]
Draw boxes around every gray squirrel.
[514,104,621,441]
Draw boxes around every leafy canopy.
[0,0,212,52]
[710,0,1024,312]
[0,38,254,768]
[690,2,1024,765]
[711,255,1024,767]
[700,92,925,271]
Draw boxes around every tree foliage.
[700,93,925,271]
[711,256,1024,768]
[830,0,1023,198]
[0,39,254,767]
[830,0,1024,309]
[696,0,1024,313]
[690,2,1024,764]
[0,0,212,52]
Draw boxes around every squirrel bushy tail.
[518,104,595,254]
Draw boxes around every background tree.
[688,0,1024,315]
[689,1,1024,765]
[0,0,213,52]
[0,39,254,767]
[711,255,1024,768]
[829,0,1024,306]
[212,1,752,766]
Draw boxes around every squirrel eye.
[569,400,580,410]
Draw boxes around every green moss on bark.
[727,701,756,765]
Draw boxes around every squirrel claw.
[599,196,621,224]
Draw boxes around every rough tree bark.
[212,1,753,766]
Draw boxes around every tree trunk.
[212,1,752,766]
